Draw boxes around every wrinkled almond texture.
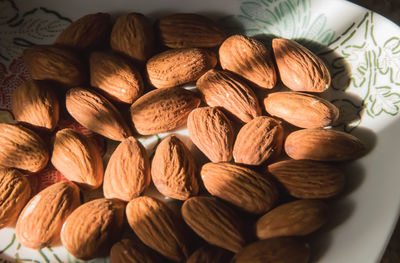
[103,137,150,201]
[233,116,284,165]
[146,48,217,89]
[0,123,49,172]
[201,162,278,214]
[219,35,277,89]
[187,107,234,162]
[110,238,161,263]
[272,38,330,92]
[16,182,80,249]
[130,87,201,135]
[187,245,233,263]
[0,169,31,229]
[66,87,132,141]
[197,69,261,123]
[126,196,189,262]
[61,198,125,260]
[51,128,104,189]
[181,196,246,253]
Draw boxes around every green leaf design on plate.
[366,86,400,116]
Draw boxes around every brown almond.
[110,238,161,263]
[255,199,328,239]
[61,198,125,260]
[187,245,233,263]
[126,196,189,262]
[156,13,226,48]
[0,169,31,229]
[181,196,246,253]
[130,87,201,135]
[187,107,234,162]
[51,128,104,189]
[146,48,217,89]
[268,159,345,199]
[201,162,278,214]
[90,51,144,104]
[273,38,330,92]
[22,45,87,87]
[103,137,151,201]
[233,116,284,165]
[16,181,81,249]
[66,87,132,141]
[264,91,339,128]
[0,123,49,172]
[197,69,261,123]
[284,128,365,161]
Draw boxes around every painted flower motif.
[367,86,400,116]
[340,43,370,88]
[377,37,400,83]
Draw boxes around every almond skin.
[22,45,87,87]
[201,163,278,214]
[126,196,189,262]
[51,128,104,189]
[146,48,217,89]
[273,38,331,92]
[110,238,161,263]
[103,136,151,201]
[219,35,277,89]
[111,13,154,65]
[231,237,310,263]
[90,51,144,104]
[268,159,345,199]
[264,91,339,128]
[61,198,125,260]
[156,13,226,48]
[197,69,261,123]
[233,116,284,165]
[187,245,233,263]
[151,135,198,200]
[55,13,112,51]
[0,169,31,229]
[181,196,246,253]
[187,107,234,162]
[284,128,365,161]
[130,87,201,135]
[11,80,59,131]
[255,199,328,239]
[66,87,132,141]
[0,123,49,172]
[16,181,81,249]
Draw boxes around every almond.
[264,91,339,128]
[187,245,233,263]
[0,169,31,229]
[55,13,112,51]
[272,38,330,92]
[196,69,261,123]
[284,128,365,161]
[22,45,87,87]
[111,13,154,65]
[187,107,234,162]
[255,199,328,239]
[103,136,150,201]
[268,159,345,199]
[181,196,246,253]
[90,51,144,104]
[201,162,278,214]
[61,198,125,260]
[233,116,284,165]
[126,196,189,262]
[0,123,49,172]
[156,13,226,48]
[231,237,310,263]
[16,181,80,249]
[130,87,201,135]
[66,87,132,141]
[152,135,198,200]
[11,80,59,131]
[110,238,161,263]
[146,48,217,89]
[51,128,103,189]
[219,35,277,90]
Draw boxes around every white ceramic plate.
[1,0,400,262]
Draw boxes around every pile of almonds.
[0,11,366,263]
